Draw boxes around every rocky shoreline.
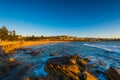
[23,54,120,80]
[0,47,120,80]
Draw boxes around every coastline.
[0,40,66,54]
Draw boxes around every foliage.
[0,26,19,41]
[0,26,120,41]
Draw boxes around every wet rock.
[18,47,32,51]
[81,71,98,80]
[71,54,82,59]
[94,70,104,74]
[8,58,15,62]
[27,48,43,56]
[0,46,5,56]
[46,74,62,80]
[88,64,97,68]
[0,61,21,79]
[45,54,98,80]
[23,76,45,80]
[2,63,33,80]
[27,51,40,56]
[49,52,59,56]
[106,67,120,80]
[98,61,105,66]
[63,54,70,58]
[45,57,80,80]
[84,57,90,62]
[77,59,87,68]
[9,49,17,54]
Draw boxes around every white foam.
[84,43,120,54]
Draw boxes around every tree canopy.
[0,27,19,41]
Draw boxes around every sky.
[0,0,120,38]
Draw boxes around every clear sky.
[0,0,120,38]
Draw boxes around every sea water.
[9,41,120,80]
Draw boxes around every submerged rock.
[98,61,105,66]
[23,76,45,80]
[0,61,21,79]
[18,47,32,51]
[45,54,98,80]
[0,46,5,56]
[84,57,90,62]
[106,67,120,80]
[27,48,44,56]
[80,70,98,80]
[8,58,15,62]
[49,52,59,56]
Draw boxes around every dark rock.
[45,74,63,80]
[2,63,33,80]
[77,59,87,72]
[0,46,5,56]
[49,52,59,56]
[82,70,98,80]
[106,67,120,80]
[45,55,98,80]
[84,57,90,62]
[94,70,104,74]
[71,54,82,59]
[18,48,32,51]
[88,64,97,68]
[98,61,105,66]
[0,61,21,79]
[27,48,43,56]
[23,76,45,80]
[45,56,80,80]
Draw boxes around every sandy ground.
[0,40,64,46]
[21,40,65,47]
[0,40,65,53]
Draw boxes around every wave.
[83,43,120,54]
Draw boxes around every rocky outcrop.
[0,60,33,80]
[27,48,44,56]
[106,67,120,80]
[1,42,22,54]
[0,46,5,56]
[0,61,21,79]
[45,55,98,80]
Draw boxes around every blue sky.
[0,0,120,38]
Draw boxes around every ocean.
[9,41,120,80]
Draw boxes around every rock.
[49,52,59,56]
[106,67,120,80]
[2,63,33,80]
[23,76,45,80]
[88,64,97,68]
[8,58,15,62]
[84,57,90,62]
[45,55,98,80]
[0,46,5,56]
[77,59,87,66]
[27,48,43,56]
[94,70,104,74]
[72,54,82,59]
[45,56,80,80]
[0,61,21,79]
[81,71,98,80]
[46,74,62,80]
[27,51,40,56]
[18,47,32,51]
[98,61,105,66]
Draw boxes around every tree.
[8,31,12,41]
[12,30,18,41]
[0,26,8,40]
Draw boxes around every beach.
[0,40,65,53]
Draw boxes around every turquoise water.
[9,41,120,80]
